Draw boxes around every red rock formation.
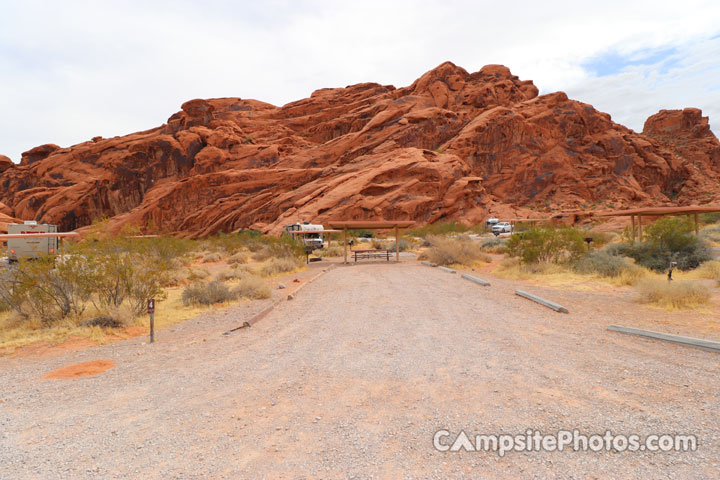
[1,63,719,236]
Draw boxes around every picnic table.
[351,249,392,262]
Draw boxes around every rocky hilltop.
[1,62,719,235]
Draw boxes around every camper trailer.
[284,222,325,249]
[7,222,58,261]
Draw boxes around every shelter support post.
[631,215,636,245]
[638,215,643,242]
[694,213,699,236]
[395,226,399,262]
[343,227,348,264]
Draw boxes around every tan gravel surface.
[1,263,719,479]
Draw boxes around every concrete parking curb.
[420,261,437,267]
[460,273,490,286]
[438,266,456,274]
[223,266,335,335]
[515,290,569,313]
[607,325,720,353]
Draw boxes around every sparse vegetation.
[419,235,490,266]
[181,281,235,306]
[635,278,711,310]
[232,275,272,300]
[480,237,506,253]
[407,221,469,238]
[259,257,300,276]
[386,238,412,252]
[202,252,223,263]
[614,217,712,271]
[505,226,586,264]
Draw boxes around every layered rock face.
[1,63,719,235]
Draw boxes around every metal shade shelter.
[595,205,720,243]
[326,220,415,264]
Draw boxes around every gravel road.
[1,263,719,479]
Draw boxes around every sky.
[1,0,719,163]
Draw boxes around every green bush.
[505,227,586,264]
[699,212,720,224]
[182,281,236,306]
[613,217,712,272]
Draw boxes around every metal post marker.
[148,298,155,343]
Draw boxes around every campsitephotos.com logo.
[433,429,697,457]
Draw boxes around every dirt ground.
[1,260,719,479]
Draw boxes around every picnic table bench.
[351,249,392,262]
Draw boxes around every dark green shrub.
[480,237,507,253]
[505,227,585,264]
[572,250,629,277]
[615,217,712,271]
[386,239,411,252]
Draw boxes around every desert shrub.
[699,212,720,224]
[700,226,720,245]
[572,251,630,277]
[371,239,386,250]
[419,235,490,266]
[134,236,195,270]
[693,260,720,280]
[227,252,249,265]
[232,276,272,299]
[616,240,711,272]
[159,269,187,287]
[253,235,305,261]
[258,257,300,276]
[480,237,507,253]
[636,278,711,310]
[407,221,468,238]
[82,316,123,328]
[181,281,236,306]
[202,252,223,263]
[321,245,345,257]
[386,239,412,252]
[187,268,210,281]
[580,230,613,248]
[350,229,373,239]
[505,227,586,264]
[216,265,255,281]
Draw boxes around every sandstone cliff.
[1,62,718,235]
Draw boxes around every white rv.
[7,221,58,261]
[284,222,325,249]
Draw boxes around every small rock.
[287,294,295,300]
[278,283,286,289]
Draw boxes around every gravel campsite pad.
[1,263,719,478]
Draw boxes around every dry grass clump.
[691,260,720,280]
[181,281,235,306]
[635,278,711,310]
[419,235,491,267]
[227,252,249,265]
[232,275,272,299]
[202,252,223,263]
[480,237,507,253]
[186,268,210,281]
[322,245,345,257]
[216,265,255,281]
[258,257,300,276]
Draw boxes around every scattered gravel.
[0,263,718,478]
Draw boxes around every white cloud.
[1,0,720,161]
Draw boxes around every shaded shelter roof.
[326,221,415,230]
[595,206,720,217]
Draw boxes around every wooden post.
[694,213,699,236]
[631,215,636,244]
[638,215,643,242]
[395,226,399,262]
[343,227,348,264]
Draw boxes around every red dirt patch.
[44,360,116,379]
